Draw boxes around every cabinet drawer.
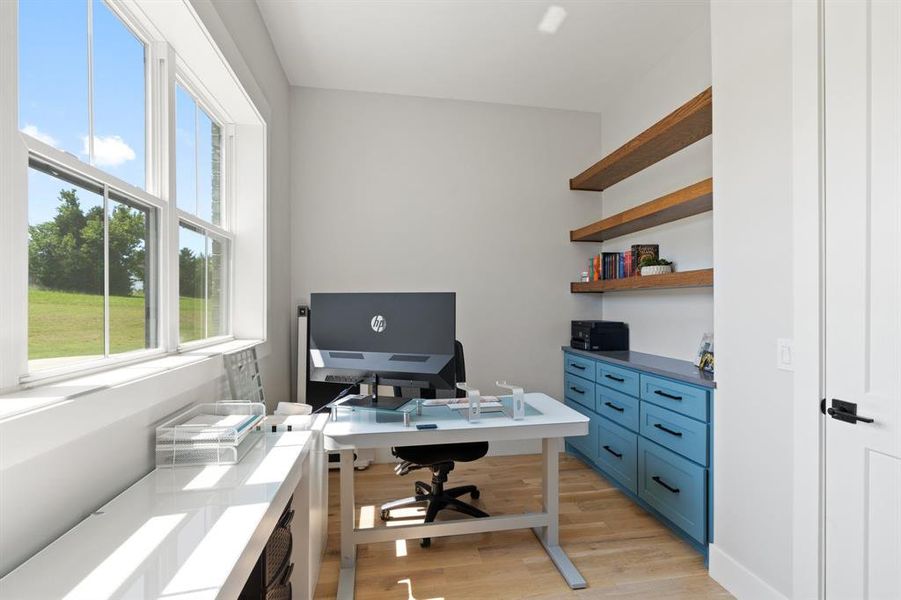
[595,386,639,432]
[637,438,706,544]
[640,374,709,422]
[596,417,638,494]
[565,400,598,461]
[564,373,594,409]
[596,362,640,397]
[564,354,596,381]
[640,403,708,465]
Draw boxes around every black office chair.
[380,340,489,547]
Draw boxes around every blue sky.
[20,0,213,254]
[20,0,145,225]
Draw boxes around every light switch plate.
[777,338,794,371]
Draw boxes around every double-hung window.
[19,0,159,374]
[4,0,263,389]
[175,84,231,344]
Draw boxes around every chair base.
[380,474,489,548]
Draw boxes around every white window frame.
[20,141,167,383]
[173,72,236,349]
[0,0,268,393]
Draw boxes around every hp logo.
[370,315,387,333]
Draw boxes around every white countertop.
[323,392,588,449]
[0,430,315,600]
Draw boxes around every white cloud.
[22,124,59,148]
[82,135,136,167]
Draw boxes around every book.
[602,252,619,280]
[632,244,659,274]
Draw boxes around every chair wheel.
[420,538,431,548]
[380,509,390,521]
[471,489,480,499]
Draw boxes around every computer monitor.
[309,292,456,408]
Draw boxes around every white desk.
[323,392,590,599]
[0,422,326,600]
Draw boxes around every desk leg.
[337,449,356,600]
[533,437,587,590]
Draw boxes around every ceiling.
[256,0,709,113]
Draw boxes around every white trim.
[0,0,28,393]
[177,209,231,240]
[86,0,95,163]
[791,1,826,598]
[24,136,165,211]
[102,184,111,356]
[19,348,167,387]
[176,334,234,353]
[0,338,266,422]
[709,544,791,600]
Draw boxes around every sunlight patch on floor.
[397,577,444,600]
[358,505,375,529]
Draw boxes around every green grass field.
[29,288,204,360]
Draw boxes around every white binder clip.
[456,382,480,423]
[496,381,525,420]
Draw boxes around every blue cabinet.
[563,350,714,555]
[564,399,599,461]
[596,386,640,431]
[596,417,638,494]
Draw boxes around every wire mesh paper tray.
[156,401,266,467]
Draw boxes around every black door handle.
[827,399,874,424]
[569,385,585,395]
[604,401,625,413]
[603,445,623,459]
[605,374,626,383]
[570,363,586,370]
[654,390,683,401]
[654,423,683,437]
[652,476,680,494]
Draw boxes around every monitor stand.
[338,394,411,411]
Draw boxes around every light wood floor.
[313,453,732,599]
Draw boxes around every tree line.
[29,188,207,298]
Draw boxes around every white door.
[824,1,901,599]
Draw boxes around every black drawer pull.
[654,389,683,401]
[653,423,683,437]
[569,363,586,370]
[604,401,625,413]
[569,385,585,395]
[652,476,680,494]
[603,445,623,459]
[605,374,626,383]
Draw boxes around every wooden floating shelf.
[570,178,713,243]
[570,87,713,192]
[571,268,714,293]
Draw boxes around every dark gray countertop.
[562,346,716,389]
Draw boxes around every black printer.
[571,320,629,351]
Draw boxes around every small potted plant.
[639,256,673,276]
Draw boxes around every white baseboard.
[709,544,790,600]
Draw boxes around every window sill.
[0,338,264,423]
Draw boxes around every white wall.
[201,0,293,406]
[0,0,292,576]
[290,87,603,409]
[709,1,795,598]
[593,29,713,361]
